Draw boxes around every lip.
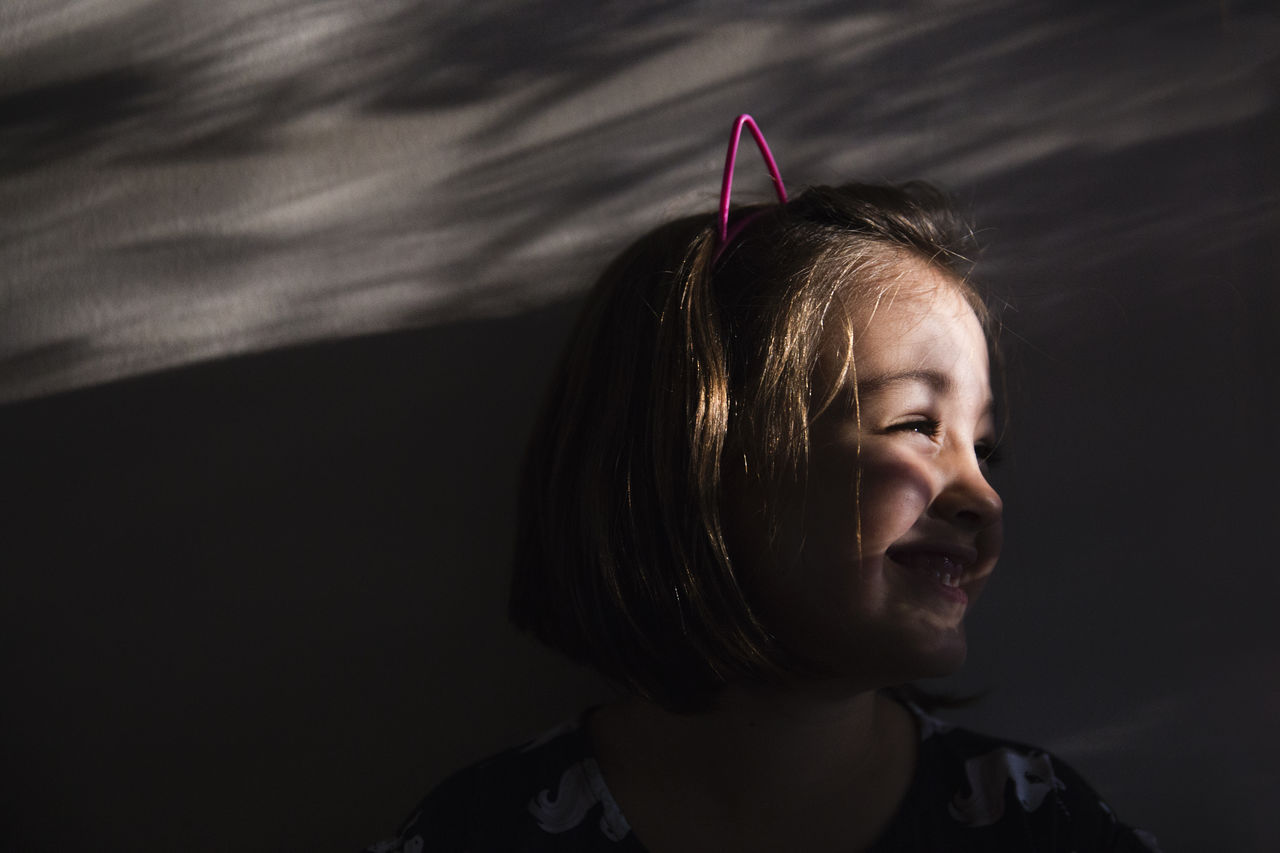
[886,543,979,603]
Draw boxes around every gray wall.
[2,1,1276,850]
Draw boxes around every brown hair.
[508,182,988,711]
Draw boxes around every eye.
[976,441,1004,470]
[887,417,941,438]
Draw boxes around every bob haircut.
[509,182,991,711]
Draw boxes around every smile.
[885,545,976,592]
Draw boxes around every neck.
[664,682,884,777]
[589,682,919,852]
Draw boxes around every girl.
[369,116,1159,852]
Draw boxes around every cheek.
[786,450,933,568]
[849,455,934,550]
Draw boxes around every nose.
[931,453,1003,532]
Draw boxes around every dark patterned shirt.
[367,702,1161,852]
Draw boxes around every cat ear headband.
[713,114,789,264]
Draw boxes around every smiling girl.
[368,116,1159,852]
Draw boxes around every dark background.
[2,2,1277,850]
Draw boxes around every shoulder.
[886,702,1162,852]
[364,715,635,853]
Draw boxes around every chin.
[913,647,968,680]
[909,630,969,680]
[799,626,969,690]
[871,624,970,685]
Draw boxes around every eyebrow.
[856,369,995,416]
[856,369,952,395]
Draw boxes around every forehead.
[846,261,984,350]
[813,259,991,407]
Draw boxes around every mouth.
[885,545,977,600]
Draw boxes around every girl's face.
[743,262,1003,687]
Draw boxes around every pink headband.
[713,114,789,264]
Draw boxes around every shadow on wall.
[0,299,608,853]
[4,1,1276,402]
